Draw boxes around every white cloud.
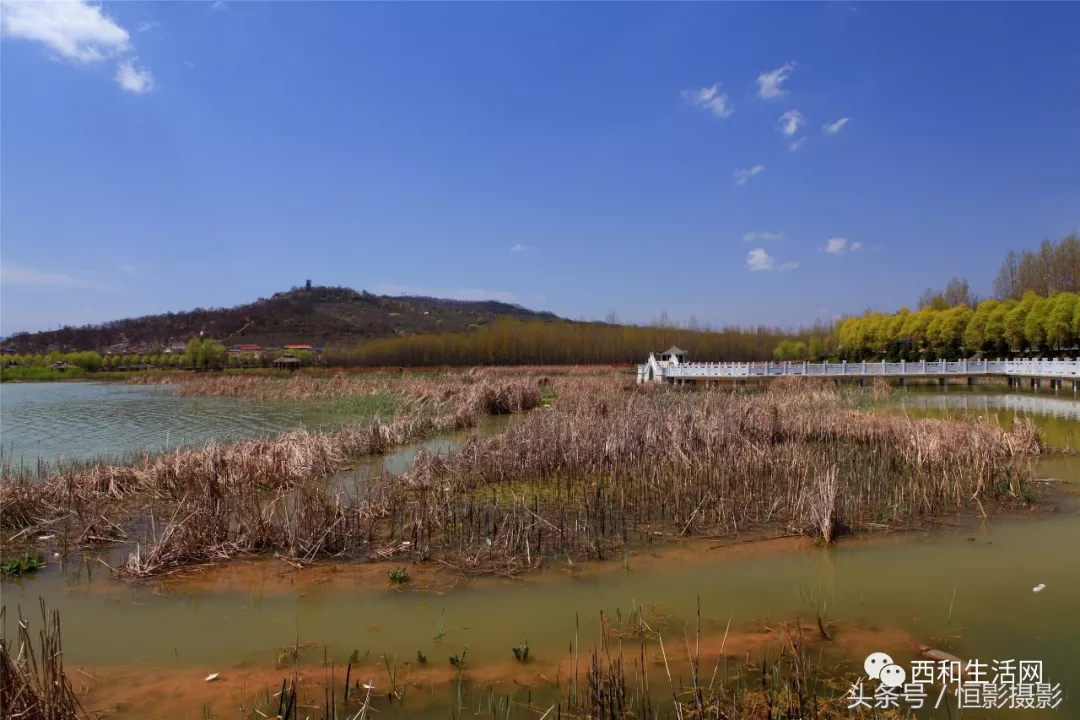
[742,231,784,244]
[0,0,130,63]
[777,110,805,137]
[510,243,527,252]
[119,264,140,276]
[733,164,764,186]
[211,0,227,9]
[368,282,519,304]
[746,249,774,272]
[2,1,155,97]
[790,137,807,152]
[822,237,863,255]
[746,249,797,272]
[115,58,153,94]
[757,62,796,100]
[136,21,158,33]
[822,117,851,135]
[681,84,734,119]
[0,263,92,288]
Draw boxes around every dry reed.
[0,601,87,720]
[105,377,1042,578]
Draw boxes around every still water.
[2,386,1079,718]
[0,382,339,464]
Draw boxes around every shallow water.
[2,387,1079,718]
[0,382,341,464]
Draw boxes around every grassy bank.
[1,366,87,382]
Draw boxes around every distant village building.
[228,344,262,357]
[49,361,76,371]
[164,343,188,354]
[283,344,313,352]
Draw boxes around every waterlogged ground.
[2,386,1080,718]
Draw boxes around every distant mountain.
[4,285,560,353]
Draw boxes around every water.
[2,387,1079,718]
[0,382,340,464]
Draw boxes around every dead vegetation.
[0,601,87,720]
[2,374,1042,579]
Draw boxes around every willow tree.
[1004,293,1040,351]
[1024,295,1051,353]
[965,299,998,353]
[1046,292,1079,351]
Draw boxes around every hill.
[3,285,560,353]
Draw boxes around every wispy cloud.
[0,263,96,288]
[742,231,784,244]
[681,84,734,119]
[1,0,154,95]
[118,264,140,276]
[746,249,797,272]
[777,110,805,137]
[211,0,227,9]
[368,282,518,304]
[136,21,159,33]
[822,237,863,255]
[733,164,765,186]
[822,117,851,135]
[757,62,796,100]
[116,58,153,94]
[789,137,807,152]
[510,243,527,252]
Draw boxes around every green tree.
[965,299,998,353]
[773,340,808,361]
[986,300,1016,355]
[1024,295,1051,352]
[1046,293,1079,351]
[1004,293,1039,351]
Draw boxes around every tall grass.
[0,601,86,719]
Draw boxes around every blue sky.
[2,1,1078,335]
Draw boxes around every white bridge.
[637,348,1080,388]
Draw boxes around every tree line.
[319,317,838,367]
[836,291,1080,361]
[0,339,313,373]
[836,234,1080,360]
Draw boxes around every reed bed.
[0,601,86,720]
[120,368,557,404]
[392,378,1039,571]
[98,376,1043,578]
[0,375,540,544]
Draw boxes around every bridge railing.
[650,357,1080,381]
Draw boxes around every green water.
[2,387,1079,717]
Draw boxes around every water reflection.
[895,388,1080,420]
